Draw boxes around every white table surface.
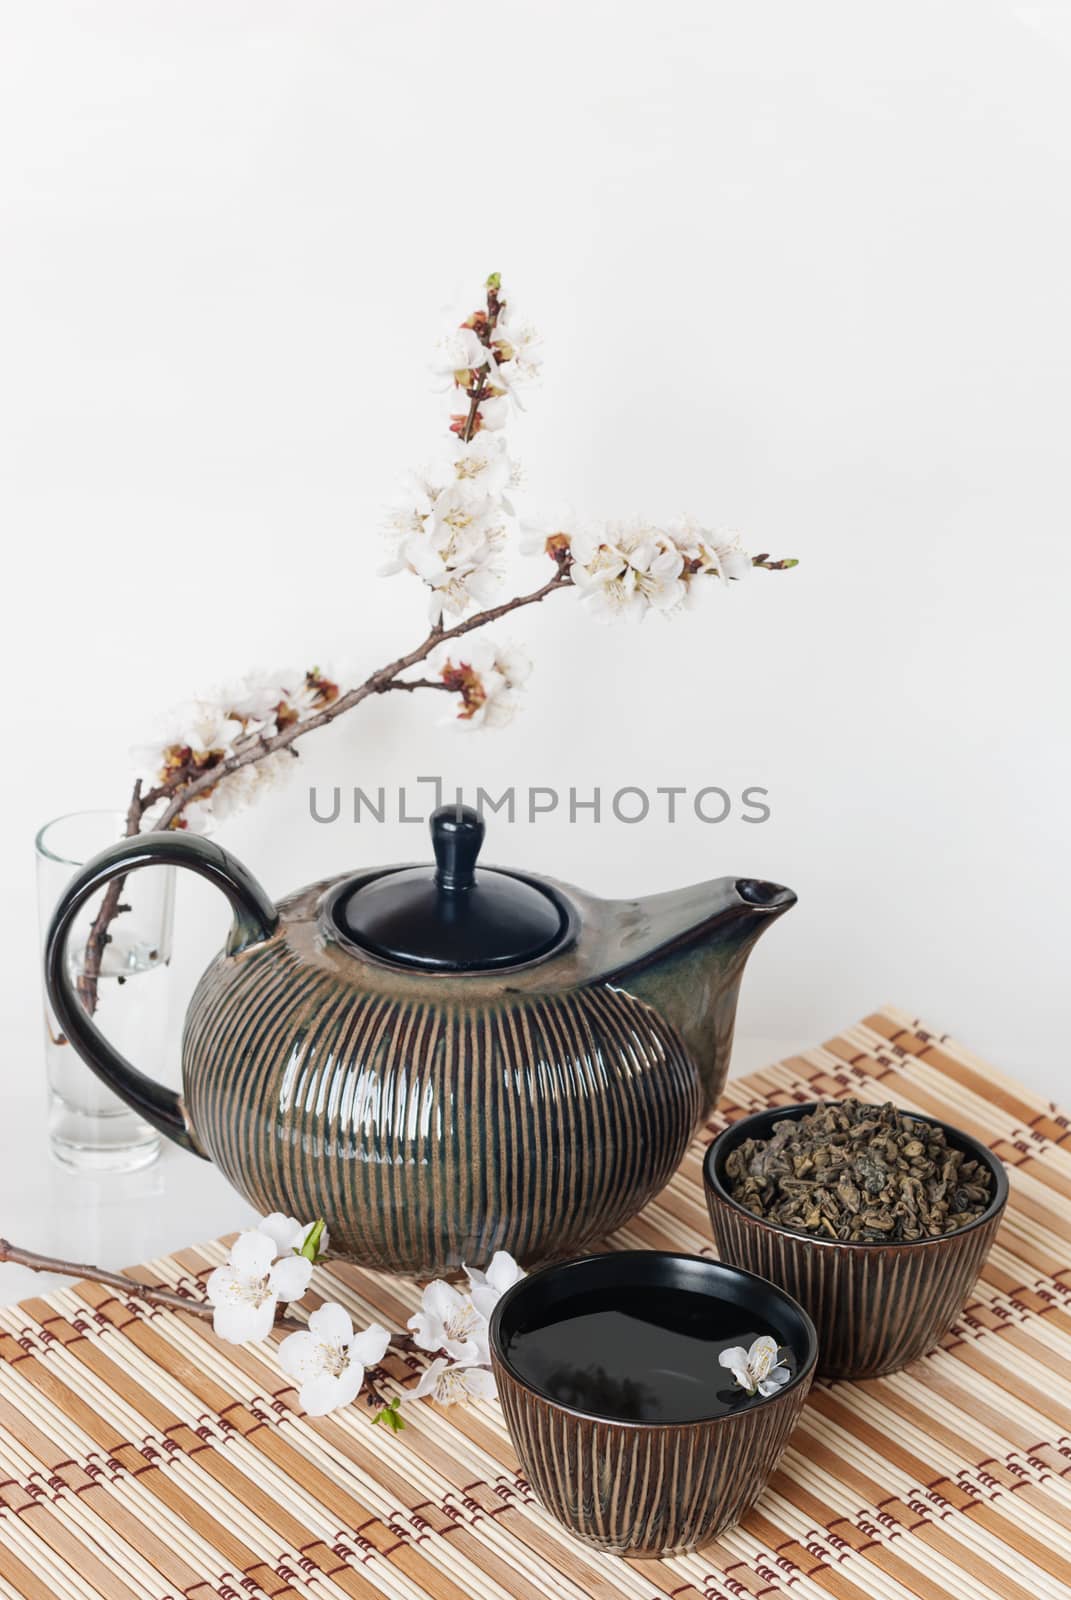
[0,1034,789,1306]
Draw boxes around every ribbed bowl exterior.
[183,932,701,1277]
[704,1108,1008,1379]
[493,1358,813,1558]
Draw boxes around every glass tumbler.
[36,811,174,1172]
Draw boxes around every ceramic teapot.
[44,807,795,1276]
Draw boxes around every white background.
[1,1,1069,1297]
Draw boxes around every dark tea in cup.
[500,1278,797,1422]
[489,1251,816,1557]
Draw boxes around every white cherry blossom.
[385,463,508,623]
[409,1357,498,1406]
[431,326,489,387]
[257,1213,329,1258]
[225,678,290,728]
[492,311,542,385]
[464,1250,526,1321]
[570,521,686,621]
[275,669,339,722]
[206,1229,313,1344]
[279,1302,391,1416]
[432,636,531,728]
[380,468,442,560]
[132,701,245,774]
[408,1280,489,1364]
[718,1335,791,1398]
[474,392,509,431]
[519,509,576,560]
[452,434,513,497]
[668,520,752,585]
[201,751,297,827]
[380,502,429,552]
[418,545,504,625]
[428,481,500,539]
[255,1212,306,1253]
[523,509,760,619]
[711,539,751,581]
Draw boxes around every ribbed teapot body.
[182,878,702,1276]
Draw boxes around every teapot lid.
[333,805,570,971]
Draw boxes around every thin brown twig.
[0,1240,443,1387]
[150,567,572,833]
[75,778,145,1015]
[363,1376,391,1409]
[0,1236,303,1330]
[380,677,453,695]
[457,278,501,445]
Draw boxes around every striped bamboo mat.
[2,1005,1070,1600]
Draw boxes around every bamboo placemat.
[2,1005,1070,1600]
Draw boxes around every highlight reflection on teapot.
[45,806,795,1276]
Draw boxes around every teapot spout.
[600,876,796,1114]
[733,879,798,917]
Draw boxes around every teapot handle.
[43,831,278,1155]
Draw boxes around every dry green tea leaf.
[723,1099,994,1242]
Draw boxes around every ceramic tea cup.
[703,1102,1009,1379]
[488,1250,817,1558]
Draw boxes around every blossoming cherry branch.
[0,1223,526,1427]
[72,271,794,1012]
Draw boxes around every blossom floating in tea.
[718,1335,792,1398]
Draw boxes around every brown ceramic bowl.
[488,1250,817,1558]
[703,1102,1009,1379]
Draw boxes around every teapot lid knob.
[330,804,572,972]
[431,805,484,893]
